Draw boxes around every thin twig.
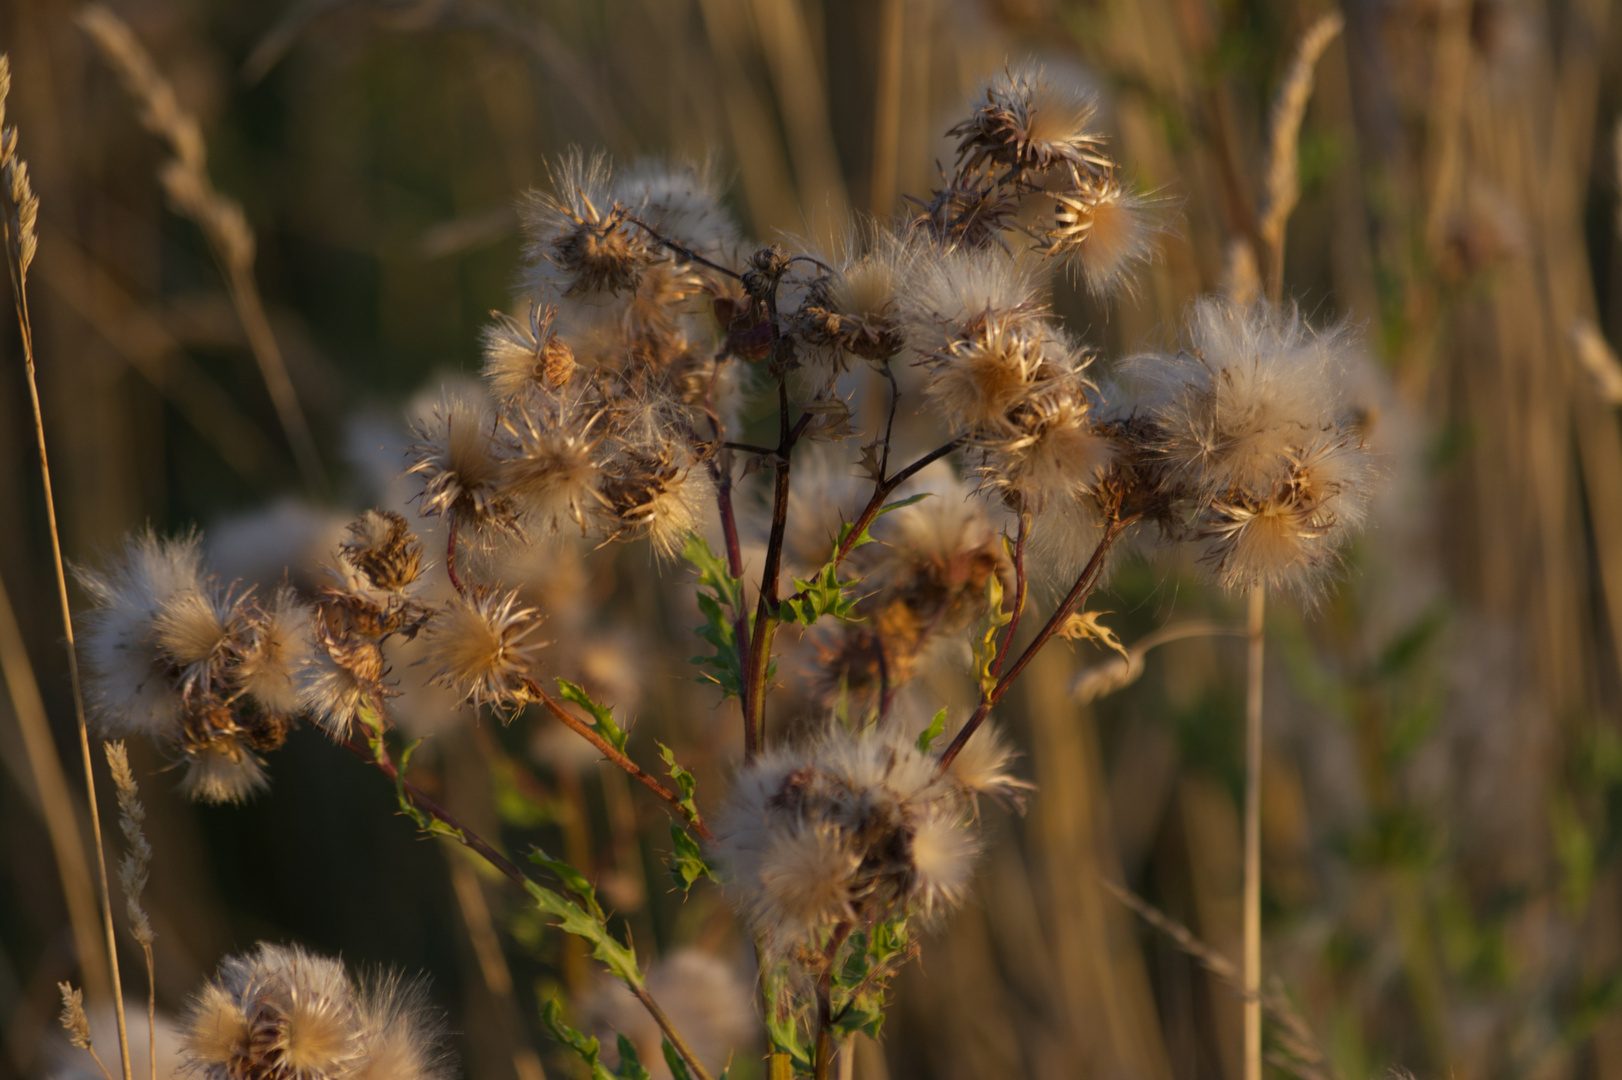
[938,514,1140,769]
[987,511,1031,683]
[2,59,133,1080]
[630,982,718,1080]
[527,683,714,840]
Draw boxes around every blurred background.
[3,0,1622,1078]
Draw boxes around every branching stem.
[938,514,1140,769]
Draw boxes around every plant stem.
[527,683,714,839]
[7,203,132,1080]
[938,514,1139,769]
[344,735,528,887]
[1244,584,1265,1080]
[346,726,715,1080]
[445,513,465,595]
[813,921,854,1080]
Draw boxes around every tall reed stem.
[1243,585,1265,1080]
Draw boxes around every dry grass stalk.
[0,574,108,1001]
[1102,879,1335,1080]
[1243,586,1265,1080]
[1572,319,1622,405]
[1256,13,1344,300]
[2,52,134,1080]
[104,741,157,1080]
[76,5,329,496]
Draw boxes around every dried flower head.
[426,587,547,708]
[182,943,452,1080]
[407,390,517,534]
[521,150,651,296]
[179,735,270,805]
[612,157,738,260]
[1039,173,1168,297]
[238,586,316,716]
[949,64,1109,178]
[498,398,605,535]
[713,725,982,956]
[1136,297,1376,595]
[297,616,386,737]
[482,305,576,399]
[595,442,712,558]
[901,246,1045,355]
[76,529,211,740]
[339,510,425,593]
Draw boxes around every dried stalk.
[2,54,132,1080]
[77,5,328,496]
[1257,13,1344,301]
[1244,586,1265,1080]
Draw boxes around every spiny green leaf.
[836,492,933,551]
[668,822,716,892]
[524,878,642,988]
[684,534,749,699]
[527,847,603,920]
[656,743,700,819]
[540,997,616,1080]
[557,678,630,755]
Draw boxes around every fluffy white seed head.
[238,587,316,716]
[611,157,738,259]
[179,741,270,805]
[498,398,604,535]
[75,530,209,740]
[1042,176,1169,297]
[183,944,449,1080]
[950,63,1108,176]
[901,247,1047,355]
[407,390,516,533]
[712,725,982,957]
[425,587,548,708]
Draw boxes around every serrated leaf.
[557,678,630,755]
[524,878,643,988]
[656,742,700,819]
[683,534,749,699]
[668,822,716,892]
[916,708,947,753]
[540,997,616,1080]
[617,1035,653,1080]
[527,847,603,919]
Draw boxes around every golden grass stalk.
[76,5,329,496]
[1244,585,1265,1080]
[0,572,109,1004]
[104,742,156,1080]
[869,0,906,217]
[1256,13,1343,301]
[2,53,133,1080]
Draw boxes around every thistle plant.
[39,38,1381,1080]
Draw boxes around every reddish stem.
[444,513,465,595]
[938,514,1140,769]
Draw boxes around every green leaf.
[774,558,863,627]
[656,743,700,820]
[524,878,643,988]
[557,678,630,755]
[540,997,616,1080]
[668,822,716,892]
[916,708,947,753]
[762,965,814,1071]
[616,1035,653,1080]
[683,534,748,699]
[527,847,604,920]
[662,1040,694,1080]
[836,492,933,551]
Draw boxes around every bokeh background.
[3,0,1622,1078]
